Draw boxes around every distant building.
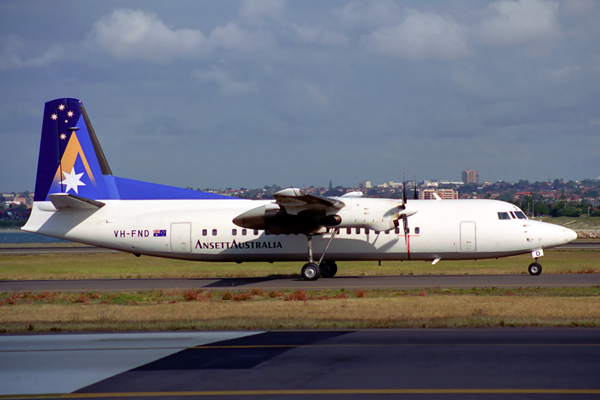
[462,170,479,184]
[359,180,372,189]
[419,188,458,200]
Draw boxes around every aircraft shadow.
[202,276,301,288]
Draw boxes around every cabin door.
[460,222,476,252]
[170,222,191,252]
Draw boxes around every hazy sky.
[1,0,599,192]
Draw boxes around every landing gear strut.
[528,259,542,276]
[301,231,338,281]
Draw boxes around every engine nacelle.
[332,198,402,231]
[233,198,408,234]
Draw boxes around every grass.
[1,287,599,333]
[0,249,599,280]
[1,245,598,333]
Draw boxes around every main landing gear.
[301,232,339,281]
[528,260,542,276]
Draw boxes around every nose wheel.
[528,261,542,276]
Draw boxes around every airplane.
[23,98,578,280]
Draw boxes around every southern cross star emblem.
[60,167,86,194]
[58,104,65,111]
[51,114,58,120]
[67,111,74,118]
[60,133,67,140]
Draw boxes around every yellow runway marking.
[2,389,600,399]
[2,342,599,353]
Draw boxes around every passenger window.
[385,230,390,234]
[212,229,217,236]
[265,230,270,236]
[374,231,380,235]
[346,228,352,235]
[232,229,237,236]
[365,229,370,234]
[415,227,420,234]
[498,212,510,220]
[202,229,207,236]
[356,228,361,234]
[242,229,247,236]
[394,227,400,234]
[254,229,259,235]
[515,211,527,219]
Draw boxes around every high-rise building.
[462,170,479,184]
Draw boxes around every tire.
[320,261,338,278]
[302,263,321,281]
[528,262,542,276]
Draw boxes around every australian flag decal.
[153,229,167,237]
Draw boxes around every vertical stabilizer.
[33,98,116,201]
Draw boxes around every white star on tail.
[60,167,86,194]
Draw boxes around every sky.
[1,0,599,192]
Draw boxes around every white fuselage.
[23,198,576,263]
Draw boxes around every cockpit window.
[514,211,527,219]
[498,212,511,220]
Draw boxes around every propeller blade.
[402,214,409,243]
[402,172,407,208]
[413,175,418,200]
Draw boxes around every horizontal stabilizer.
[49,193,105,210]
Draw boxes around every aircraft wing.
[273,188,344,216]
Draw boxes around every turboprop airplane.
[23,98,578,280]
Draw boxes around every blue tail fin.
[34,98,116,201]
[34,98,233,202]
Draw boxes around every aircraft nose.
[533,221,578,248]
[565,227,578,243]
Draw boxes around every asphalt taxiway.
[1,329,599,399]
[1,273,600,293]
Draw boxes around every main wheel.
[301,263,321,281]
[320,261,338,278]
[528,262,542,276]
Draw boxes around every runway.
[2,273,600,293]
[1,329,599,399]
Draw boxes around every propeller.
[398,173,419,244]
[400,174,410,243]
